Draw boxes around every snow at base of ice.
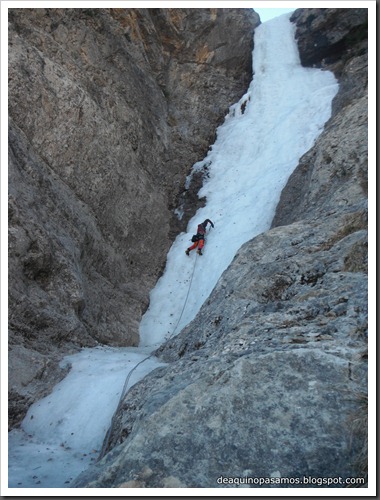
[8,346,165,488]
[8,13,338,490]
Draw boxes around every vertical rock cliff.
[8,8,259,428]
[72,8,369,488]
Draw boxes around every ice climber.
[185,219,214,256]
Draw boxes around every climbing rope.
[97,252,199,461]
[168,252,198,339]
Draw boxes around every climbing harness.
[97,252,199,461]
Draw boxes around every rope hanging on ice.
[98,253,199,461]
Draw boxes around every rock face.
[8,7,259,428]
[73,8,368,488]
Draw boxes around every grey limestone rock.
[8,7,259,427]
[72,7,368,489]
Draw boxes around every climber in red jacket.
[185,219,214,256]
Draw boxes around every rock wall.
[73,8,368,488]
[8,7,259,428]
